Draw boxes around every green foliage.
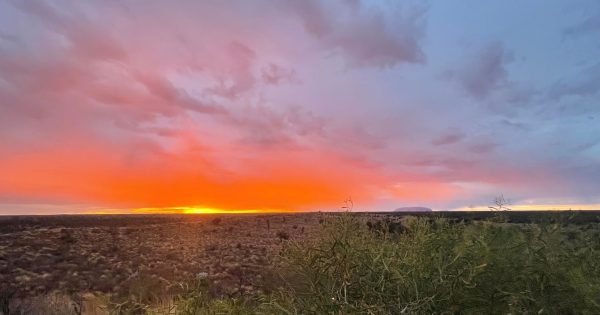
[2,293,81,315]
[103,273,176,315]
[273,214,600,314]
[173,278,291,315]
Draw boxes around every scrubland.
[2,212,600,314]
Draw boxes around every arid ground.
[0,214,326,299]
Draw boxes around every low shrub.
[273,214,600,314]
[276,231,290,241]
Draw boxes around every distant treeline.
[364,210,600,224]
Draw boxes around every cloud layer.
[0,0,599,213]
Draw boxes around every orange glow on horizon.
[139,207,293,214]
[0,143,392,213]
[84,207,294,215]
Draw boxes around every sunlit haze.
[1,0,599,214]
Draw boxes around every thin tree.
[488,194,511,211]
[341,197,354,212]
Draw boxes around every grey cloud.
[0,31,18,43]
[451,42,513,99]
[573,138,600,151]
[285,0,427,68]
[261,64,298,85]
[133,71,227,115]
[432,132,464,146]
[10,0,125,61]
[564,15,600,38]
[468,141,498,155]
[500,119,530,131]
[549,62,600,100]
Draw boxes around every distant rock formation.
[393,207,433,212]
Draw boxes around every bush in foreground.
[272,215,600,314]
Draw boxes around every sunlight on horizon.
[132,207,293,214]
[81,204,600,215]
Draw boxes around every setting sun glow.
[146,207,291,214]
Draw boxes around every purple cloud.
[285,0,427,68]
[450,42,514,99]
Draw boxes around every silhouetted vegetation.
[276,230,290,241]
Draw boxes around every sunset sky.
[1,0,599,214]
